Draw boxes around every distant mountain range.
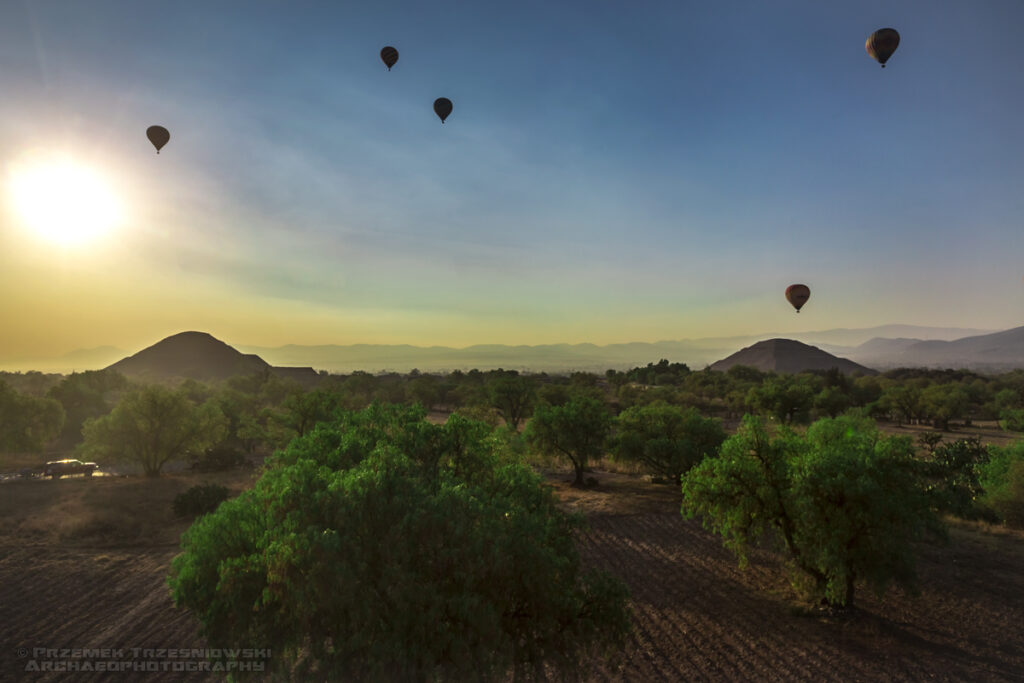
[845,326,1024,371]
[236,325,1006,373]
[4,324,1024,375]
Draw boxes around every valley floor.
[2,469,1023,681]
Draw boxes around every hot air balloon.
[434,97,453,123]
[785,284,811,313]
[381,46,398,71]
[146,125,170,154]
[866,28,900,67]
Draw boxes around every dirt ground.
[2,467,1024,682]
[551,470,1024,682]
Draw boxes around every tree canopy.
[79,385,226,476]
[613,402,726,484]
[169,404,630,680]
[682,415,945,607]
[527,395,612,486]
[0,379,64,453]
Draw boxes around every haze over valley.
[4,324,1023,376]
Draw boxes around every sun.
[7,154,123,246]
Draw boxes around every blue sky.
[1,0,1023,355]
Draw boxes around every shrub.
[452,404,502,427]
[173,484,229,518]
[189,444,248,472]
[923,437,990,519]
[999,408,1024,432]
[980,442,1024,527]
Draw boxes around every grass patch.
[0,468,258,547]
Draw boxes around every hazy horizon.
[0,323,1004,375]
[3,1,1023,359]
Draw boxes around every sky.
[1,0,1023,360]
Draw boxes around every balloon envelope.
[146,125,170,153]
[866,28,900,67]
[785,284,811,312]
[433,97,453,123]
[380,46,398,70]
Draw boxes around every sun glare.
[7,155,123,246]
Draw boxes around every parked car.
[43,459,98,479]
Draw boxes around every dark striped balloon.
[785,284,811,313]
[380,46,398,71]
[146,125,170,154]
[433,97,453,123]
[866,28,900,68]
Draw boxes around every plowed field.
[2,470,1024,681]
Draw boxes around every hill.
[708,338,877,375]
[106,332,271,381]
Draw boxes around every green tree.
[980,441,1024,527]
[999,408,1024,432]
[538,382,574,408]
[46,369,128,446]
[682,415,944,607]
[489,373,535,431]
[452,404,502,427]
[921,384,970,431]
[209,388,263,453]
[0,380,65,452]
[880,384,923,425]
[613,402,726,484]
[625,359,690,386]
[813,386,852,418]
[79,385,226,476]
[406,374,442,411]
[726,364,766,384]
[917,431,944,454]
[168,405,630,680]
[527,396,611,486]
[746,375,815,424]
[850,376,883,409]
[273,388,340,441]
[992,388,1021,413]
[924,437,990,519]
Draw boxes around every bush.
[999,408,1024,432]
[985,460,1024,527]
[452,404,503,427]
[980,442,1024,527]
[168,404,630,680]
[188,444,248,472]
[173,484,229,518]
[923,437,990,519]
